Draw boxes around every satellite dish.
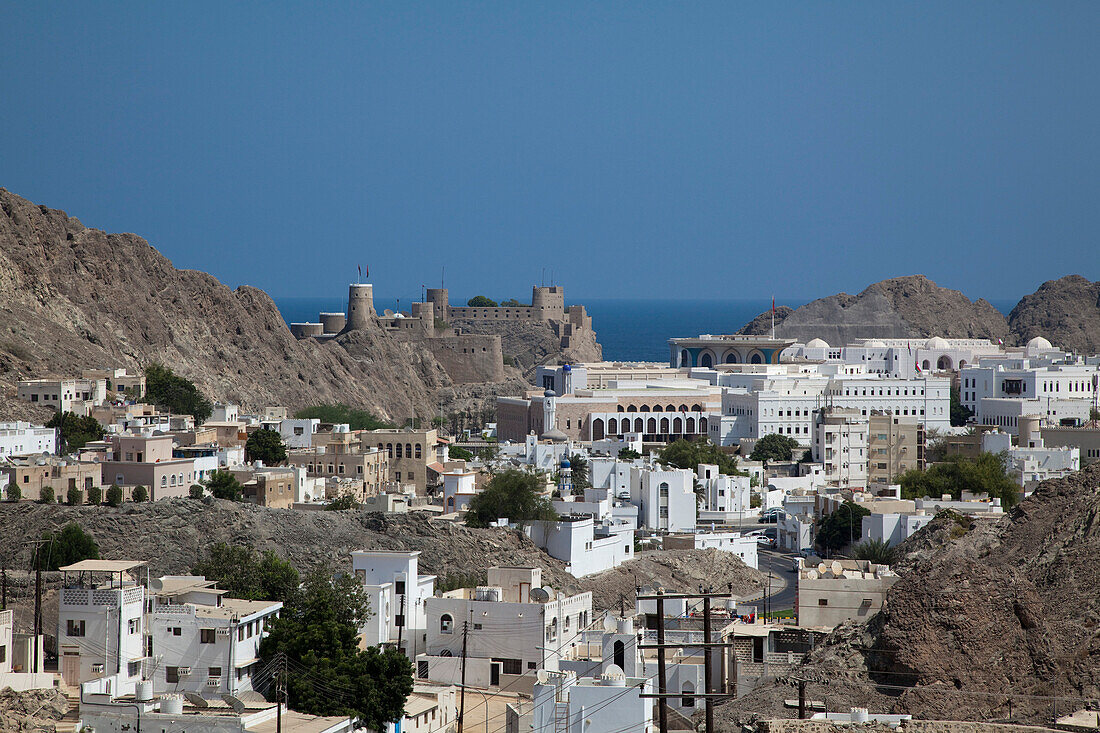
[536,669,550,685]
[530,587,551,603]
[235,691,267,703]
[831,560,843,576]
[817,563,828,574]
[603,615,618,633]
[221,694,248,715]
[806,569,819,580]
[183,692,208,708]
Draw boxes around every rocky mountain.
[1008,275,1100,355]
[738,275,1010,345]
[716,462,1100,727]
[0,189,535,421]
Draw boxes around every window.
[238,627,245,641]
[67,619,86,637]
[818,599,828,606]
[472,623,482,630]
[408,471,414,481]
[0,646,6,664]
[209,666,222,677]
[172,627,182,636]
[166,666,180,684]
[396,614,406,627]
[200,628,216,644]
[418,661,429,679]
[440,614,453,634]
[128,661,141,677]
[128,618,139,634]
[395,580,406,595]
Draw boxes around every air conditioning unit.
[206,678,221,687]
[91,663,105,674]
[216,627,231,636]
[178,667,191,676]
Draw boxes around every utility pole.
[655,590,669,733]
[702,591,714,733]
[2,563,6,611]
[396,594,406,654]
[457,620,469,733]
[798,680,807,720]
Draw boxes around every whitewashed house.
[351,550,436,658]
[527,516,635,577]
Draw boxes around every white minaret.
[543,389,557,433]
[561,363,574,395]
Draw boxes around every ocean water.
[273,296,1020,364]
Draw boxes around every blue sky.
[2,2,1098,303]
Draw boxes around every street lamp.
[456,684,491,733]
[837,502,856,549]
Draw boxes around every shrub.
[852,538,898,565]
[39,486,55,504]
[206,470,243,502]
[448,446,474,461]
[105,484,123,507]
[293,404,395,431]
[67,487,83,506]
[132,485,148,503]
[466,295,497,307]
[87,486,102,505]
[465,469,557,528]
[189,484,205,500]
[326,494,360,511]
[5,483,19,502]
[245,429,287,465]
[33,522,100,570]
[144,363,213,422]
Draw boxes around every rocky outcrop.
[1008,275,1100,354]
[738,276,1010,345]
[450,319,602,378]
[0,189,575,421]
[716,462,1100,727]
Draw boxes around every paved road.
[740,548,797,613]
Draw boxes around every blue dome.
[563,364,572,372]
[560,458,571,468]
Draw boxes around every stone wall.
[423,335,506,384]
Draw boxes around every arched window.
[691,404,703,412]
[652,405,663,412]
[667,405,676,413]
[725,352,738,363]
[634,417,644,433]
[405,443,412,458]
[608,418,618,435]
[549,617,559,641]
[679,404,689,412]
[682,682,695,708]
[613,640,625,669]
[415,444,422,459]
[659,481,669,497]
[627,405,638,413]
[440,614,454,634]
[687,417,696,433]
[937,355,953,370]
[922,360,931,371]
[640,405,650,412]
[750,352,763,364]
[592,419,605,440]
[647,417,657,434]
[660,417,670,434]
[680,349,691,367]
[387,443,394,458]
[617,405,625,413]
[396,444,403,458]
[673,417,683,434]
[161,476,167,487]
[700,353,713,368]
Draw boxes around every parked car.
[758,508,783,523]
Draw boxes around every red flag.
[771,296,775,314]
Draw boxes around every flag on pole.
[914,361,922,374]
[771,296,776,314]
[997,338,1004,346]
[357,265,362,282]
[907,341,911,355]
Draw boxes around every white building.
[778,511,814,553]
[18,377,107,415]
[797,559,898,629]
[630,465,697,532]
[423,567,593,680]
[351,550,436,658]
[696,464,751,514]
[860,512,934,546]
[146,575,282,697]
[210,403,240,423]
[812,408,869,488]
[0,422,57,458]
[58,560,147,689]
[527,516,635,578]
[279,418,322,449]
[530,668,653,733]
[982,429,1080,491]
[79,693,355,733]
[441,470,478,514]
[665,531,758,569]
[961,356,1099,428]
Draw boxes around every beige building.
[99,434,197,500]
[286,445,389,497]
[201,421,248,447]
[232,466,297,508]
[2,456,101,502]
[867,411,926,484]
[1041,425,1100,465]
[17,377,105,415]
[364,428,443,495]
[796,559,898,629]
[812,407,869,488]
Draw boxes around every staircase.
[54,683,80,733]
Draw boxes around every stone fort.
[290,284,594,384]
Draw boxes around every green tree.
[132,485,148,502]
[326,494,360,511]
[950,385,973,427]
[465,469,558,528]
[815,500,870,554]
[39,486,55,504]
[750,493,762,508]
[658,438,741,475]
[750,434,800,464]
[852,538,899,565]
[448,445,474,461]
[293,404,395,430]
[189,484,205,500]
[206,470,244,502]
[466,295,497,307]
[618,447,641,460]
[245,429,287,465]
[33,522,100,570]
[568,453,590,492]
[67,487,83,505]
[105,484,123,507]
[477,442,500,465]
[87,486,102,505]
[258,567,412,730]
[499,298,523,307]
[192,544,301,603]
[5,483,19,502]
[46,411,105,452]
[144,363,213,422]
[898,452,1019,508]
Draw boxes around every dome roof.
[1027,336,1053,350]
[544,389,556,398]
[806,338,829,348]
[925,336,950,349]
[866,340,887,348]
[562,364,572,372]
[560,458,571,468]
[542,428,569,442]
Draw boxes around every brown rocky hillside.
[738,275,1010,345]
[0,188,533,422]
[716,462,1100,728]
[1008,275,1100,355]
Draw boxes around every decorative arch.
[700,352,714,368]
[682,682,695,708]
[937,355,953,370]
[673,417,683,434]
[678,404,689,412]
[614,640,625,669]
[922,360,931,371]
[687,417,696,433]
[627,405,638,413]
[592,418,605,440]
[680,348,691,367]
[440,614,454,634]
[640,405,651,412]
[691,404,703,412]
[660,417,670,434]
[724,351,739,363]
[617,405,625,412]
[647,417,657,434]
[634,417,644,433]
[652,405,663,412]
[750,351,764,364]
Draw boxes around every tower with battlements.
[345,283,375,332]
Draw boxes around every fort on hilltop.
[290,284,598,384]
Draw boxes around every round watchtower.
[319,312,347,335]
[345,284,375,331]
[532,286,565,320]
[426,288,449,322]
